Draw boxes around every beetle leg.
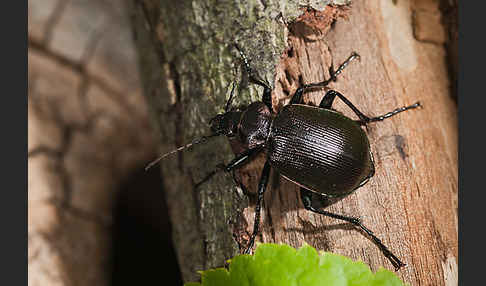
[244,160,272,254]
[289,52,360,106]
[234,44,273,112]
[318,90,338,109]
[194,146,264,189]
[289,87,305,105]
[299,188,406,271]
[320,89,369,122]
[320,89,421,125]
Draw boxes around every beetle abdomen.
[267,104,372,197]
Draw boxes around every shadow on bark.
[111,165,183,285]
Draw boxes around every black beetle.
[147,45,421,271]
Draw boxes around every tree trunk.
[130,0,458,285]
[28,0,157,285]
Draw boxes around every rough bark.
[28,0,157,285]
[131,0,457,285]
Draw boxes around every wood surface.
[132,0,458,285]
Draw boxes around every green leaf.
[184,243,407,286]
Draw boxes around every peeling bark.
[131,0,457,285]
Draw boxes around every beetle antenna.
[145,134,219,171]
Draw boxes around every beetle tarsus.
[332,51,360,79]
[301,51,360,91]
[357,220,406,271]
[360,102,422,124]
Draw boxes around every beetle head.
[209,111,241,137]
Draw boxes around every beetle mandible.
[147,44,421,271]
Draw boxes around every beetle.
[147,44,421,271]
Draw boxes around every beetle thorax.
[237,102,272,149]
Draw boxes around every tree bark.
[28,0,157,285]
[130,0,457,285]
